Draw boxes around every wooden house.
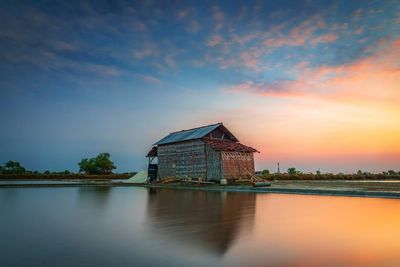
[146,123,258,181]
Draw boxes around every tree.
[94,153,116,174]
[78,153,116,174]
[287,167,297,175]
[78,158,96,174]
[2,161,26,174]
[261,169,270,176]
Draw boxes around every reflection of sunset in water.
[226,194,400,267]
[2,188,400,266]
[146,189,256,255]
[145,189,400,266]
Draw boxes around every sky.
[0,0,399,174]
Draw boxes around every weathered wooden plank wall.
[206,145,222,181]
[221,152,255,180]
[157,140,207,180]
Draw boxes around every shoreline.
[0,173,133,180]
[2,180,400,199]
[141,183,400,199]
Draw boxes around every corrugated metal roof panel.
[154,123,222,145]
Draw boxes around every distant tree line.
[257,167,400,178]
[0,152,117,175]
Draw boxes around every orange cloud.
[230,38,400,105]
[240,48,263,71]
[310,33,338,45]
[222,38,400,172]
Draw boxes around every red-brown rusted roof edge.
[202,138,259,153]
[146,146,157,157]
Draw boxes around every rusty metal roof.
[154,123,238,145]
[203,138,258,153]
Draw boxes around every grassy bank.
[260,173,400,180]
[0,173,135,180]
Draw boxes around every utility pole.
[277,162,280,173]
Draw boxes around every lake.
[1,187,400,267]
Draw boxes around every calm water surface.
[1,187,400,267]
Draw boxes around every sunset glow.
[0,0,399,173]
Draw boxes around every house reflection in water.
[146,189,256,255]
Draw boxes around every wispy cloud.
[141,75,161,85]
[212,6,224,31]
[186,20,200,33]
[164,54,177,68]
[240,48,263,71]
[133,21,147,32]
[177,9,189,19]
[263,15,328,48]
[83,63,122,76]
[53,41,77,51]
[207,34,224,46]
[227,38,400,104]
[310,33,338,45]
[354,27,364,35]
[133,43,159,59]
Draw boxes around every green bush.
[261,169,270,176]
[287,167,297,175]
[1,161,26,174]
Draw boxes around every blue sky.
[0,0,399,173]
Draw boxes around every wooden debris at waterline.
[156,177,217,185]
[157,178,181,184]
[236,167,270,187]
[183,180,216,185]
